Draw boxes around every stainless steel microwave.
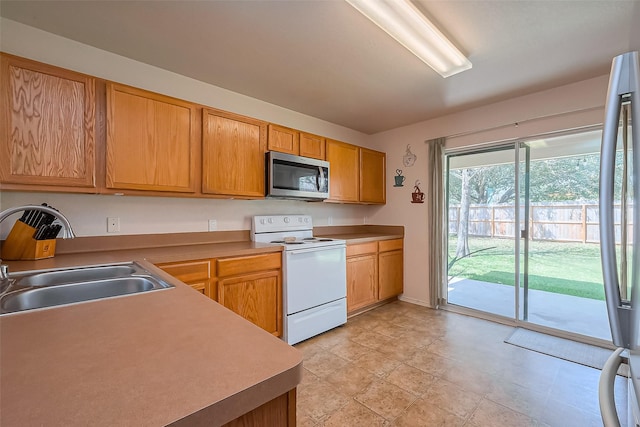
[266,151,330,200]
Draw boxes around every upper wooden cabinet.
[0,54,96,190]
[268,125,326,160]
[299,132,326,160]
[202,108,267,198]
[360,148,386,204]
[105,83,198,193]
[326,140,386,204]
[268,124,299,156]
[326,139,359,202]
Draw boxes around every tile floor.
[294,301,628,426]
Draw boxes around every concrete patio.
[447,278,612,341]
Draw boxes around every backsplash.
[0,192,380,239]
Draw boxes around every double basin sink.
[0,262,174,315]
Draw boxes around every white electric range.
[251,215,347,345]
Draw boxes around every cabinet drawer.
[378,239,403,252]
[217,253,282,277]
[157,260,211,282]
[188,282,207,294]
[346,242,378,257]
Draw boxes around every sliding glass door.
[446,145,518,319]
[446,130,612,341]
[521,131,616,341]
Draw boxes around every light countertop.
[1,242,301,426]
[0,227,403,425]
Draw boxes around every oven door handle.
[286,245,346,255]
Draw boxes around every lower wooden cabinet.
[346,239,403,315]
[218,270,281,337]
[378,249,403,300]
[217,253,282,337]
[155,252,282,336]
[156,259,216,299]
[223,388,296,427]
[346,243,378,312]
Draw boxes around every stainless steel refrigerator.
[599,50,640,427]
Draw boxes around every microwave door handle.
[317,167,324,191]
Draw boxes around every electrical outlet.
[208,219,217,231]
[107,217,120,233]
[364,216,368,224]
[328,216,333,226]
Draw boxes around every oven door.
[267,151,329,200]
[284,245,346,315]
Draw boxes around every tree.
[455,169,471,257]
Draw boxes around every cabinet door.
[202,108,267,197]
[360,148,386,204]
[299,132,325,160]
[106,83,197,193]
[0,54,96,189]
[378,250,403,300]
[218,270,282,337]
[268,124,299,155]
[326,139,359,202]
[346,254,378,313]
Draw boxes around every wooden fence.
[449,203,633,243]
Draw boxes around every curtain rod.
[439,105,603,141]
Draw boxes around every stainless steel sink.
[15,264,138,287]
[0,262,174,315]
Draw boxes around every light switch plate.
[208,219,217,231]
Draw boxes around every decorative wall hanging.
[403,144,417,167]
[394,169,405,187]
[411,180,425,203]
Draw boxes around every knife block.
[2,220,57,260]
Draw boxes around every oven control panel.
[252,215,312,233]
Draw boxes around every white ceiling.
[1,0,639,135]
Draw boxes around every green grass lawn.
[448,237,607,300]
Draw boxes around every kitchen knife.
[48,224,62,239]
[45,212,56,225]
[33,225,44,240]
[24,210,36,227]
[32,212,45,229]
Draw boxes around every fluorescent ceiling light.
[345,0,472,77]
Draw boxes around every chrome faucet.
[0,205,76,285]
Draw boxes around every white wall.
[0,192,372,237]
[368,75,611,307]
[0,18,374,238]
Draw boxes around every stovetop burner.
[271,239,331,245]
[269,239,306,245]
